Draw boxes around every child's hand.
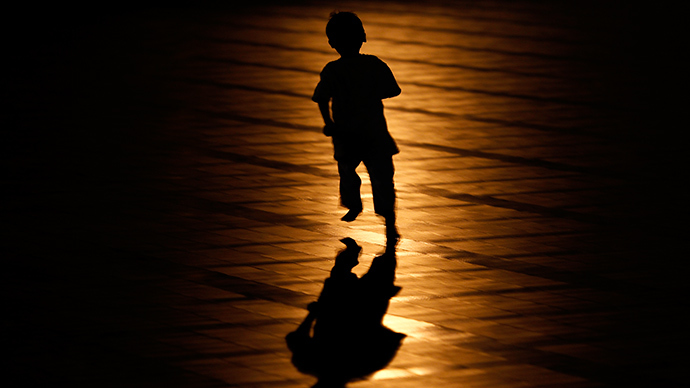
[323,122,336,137]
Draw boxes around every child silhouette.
[312,11,401,243]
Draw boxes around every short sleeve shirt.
[312,54,401,159]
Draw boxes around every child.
[312,11,401,243]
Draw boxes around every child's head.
[333,237,361,272]
[326,11,366,55]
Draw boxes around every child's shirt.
[313,54,401,160]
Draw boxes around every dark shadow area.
[1,2,685,386]
[0,7,229,387]
[286,238,405,387]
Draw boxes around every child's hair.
[326,11,366,47]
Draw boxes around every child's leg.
[363,156,398,239]
[363,155,395,217]
[337,158,363,214]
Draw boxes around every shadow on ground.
[286,238,405,387]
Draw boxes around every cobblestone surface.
[3,1,684,387]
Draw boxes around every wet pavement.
[3,1,685,387]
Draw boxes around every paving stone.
[3,1,684,387]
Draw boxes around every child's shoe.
[341,207,362,222]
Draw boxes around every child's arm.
[318,100,336,136]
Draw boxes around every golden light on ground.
[6,2,674,387]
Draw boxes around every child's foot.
[341,208,362,222]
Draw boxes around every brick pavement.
[3,1,685,387]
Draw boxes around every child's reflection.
[286,238,405,387]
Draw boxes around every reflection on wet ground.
[3,1,684,387]
[286,238,404,387]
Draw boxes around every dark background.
[2,2,685,386]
